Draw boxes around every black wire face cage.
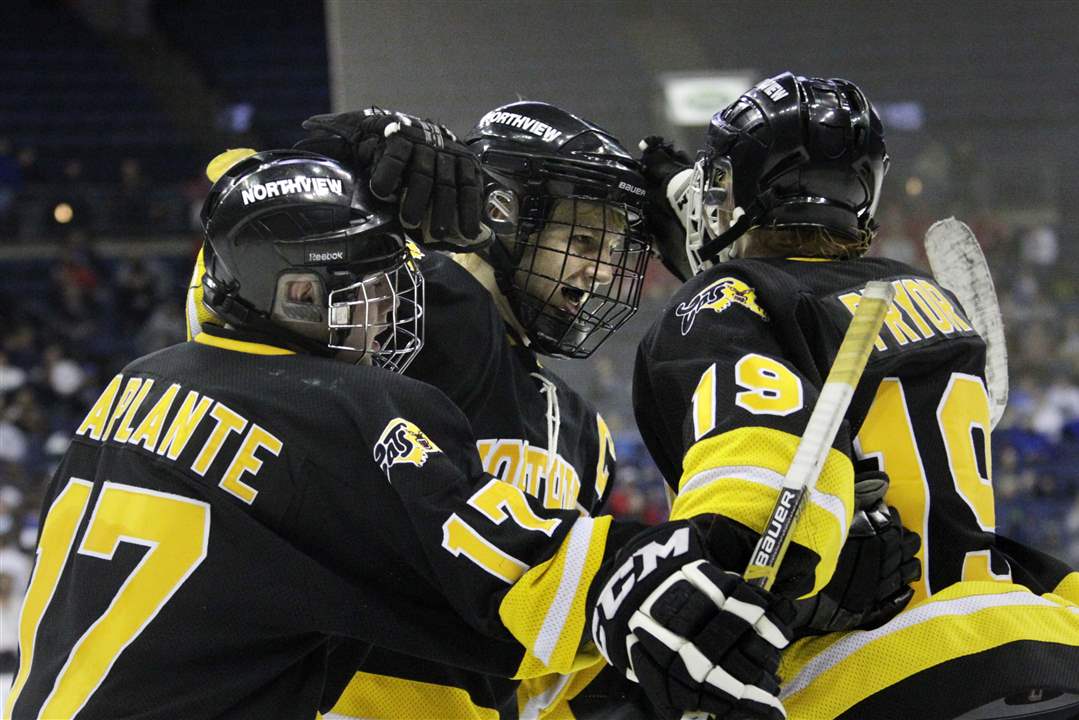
[509,195,649,358]
[327,260,425,373]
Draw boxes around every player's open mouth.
[560,286,587,313]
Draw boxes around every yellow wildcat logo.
[675,277,767,334]
[374,418,442,476]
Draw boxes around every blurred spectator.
[0,421,28,465]
[135,303,185,355]
[0,523,30,593]
[2,325,39,371]
[0,570,21,674]
[1019,225,1058,271]
[116,157,153,233]
[0,353,26,395]
[15,146,41,184]
[871,206,921,267]
[115,258,160,331]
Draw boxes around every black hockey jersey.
[337,253,624,718]
[634,256,1001,602]
[185,246,627,718]
[5,325,625,720]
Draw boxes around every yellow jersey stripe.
[501,516,610,678]
[680,463,847,534]
[670,427,853,595]
[1053,571,1079,605]
[533,517,595,664]
[780,581,1079,720]
[326,671,499,720]
[194,333,295,356]
[517,659,607,719]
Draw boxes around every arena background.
[2,0,1078,695]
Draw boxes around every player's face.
[515,199,627,316]
[338,274,396,363]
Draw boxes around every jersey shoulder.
[644,261,780,363]
[406,253,508,409]
[418,252,504,334]
[126,339,475,479]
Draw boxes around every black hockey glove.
[638,136,695,282]
[297,108,488,250]
[792,471,922,636]
[591,519,794,720]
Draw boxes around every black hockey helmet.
[464,101,651,358]
[200,149,424,372]
[685,72,889,273]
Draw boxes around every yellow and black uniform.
[186,249,636,719]
[633,255,1079,718]
[4,325,635,720]
[331,252,627,720]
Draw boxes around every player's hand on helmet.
[297,108,489,251]
[591,520,793,720]
[638,136,695,281]
[792,470,922,636]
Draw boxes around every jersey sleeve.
[634,272,855,597]
[345,378,640,680]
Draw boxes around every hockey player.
[327,102,654,719]
[185,104,655,718]
[5,149,791,720]
[633,72,1079,719]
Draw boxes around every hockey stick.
[924,217,1009,429]
[743,280,895,591]
[681,281,895,720]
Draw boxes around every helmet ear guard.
[272,272,327,330]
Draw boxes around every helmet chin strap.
[696,211,754,266]
[479,232,520,298]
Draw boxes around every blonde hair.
[743,226,872,259]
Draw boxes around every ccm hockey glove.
[793,471,922,635]
[591,519,794,720]
[298,108,487,249]
[637,136,695,281]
